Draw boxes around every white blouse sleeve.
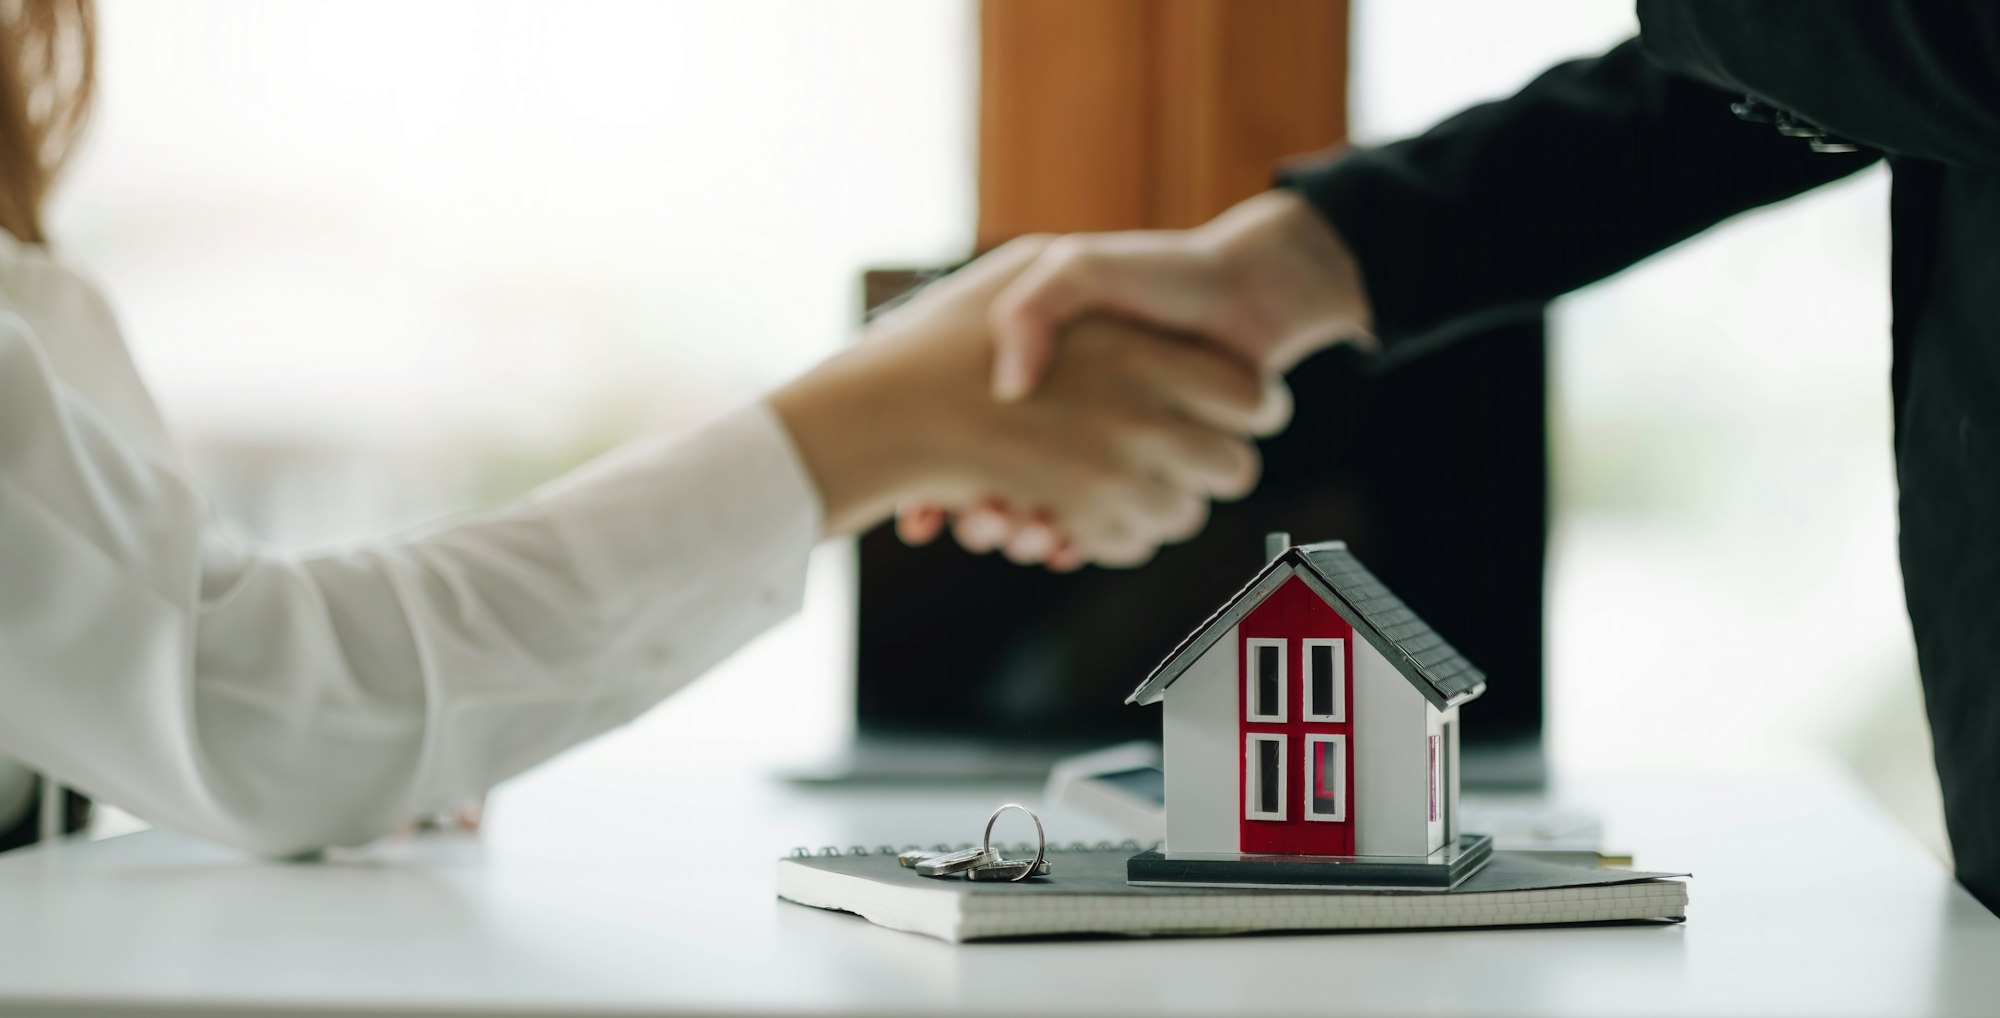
[0,310,821,857]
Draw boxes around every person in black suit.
[919,2,2000,911]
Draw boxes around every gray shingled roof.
[1125,540,1487,710]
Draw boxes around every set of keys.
[899,803,1052,882]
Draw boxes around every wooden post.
[976,0,1349,246]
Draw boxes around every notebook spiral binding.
[788,839,1155,860]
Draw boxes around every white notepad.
[777,845,1687,943]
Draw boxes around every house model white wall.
[1126,538,1487,864]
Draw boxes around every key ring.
[981,803,1046,883]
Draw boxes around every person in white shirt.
[0,2,1287,856]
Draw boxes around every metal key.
[913,846,1000,877]
[966,857,1052,881]
[904,803,1054,882]
[978,803,1048,883]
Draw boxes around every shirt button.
[1730,96,1777,124]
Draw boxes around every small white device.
[1042,741,1166,842]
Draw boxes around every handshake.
[769,190,1370,570]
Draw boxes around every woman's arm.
[0,240,1280,857]
[3,316,819,855]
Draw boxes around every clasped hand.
[884,191,1367,569]
[769,234,1291,569]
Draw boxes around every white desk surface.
[1,751,1995,1017]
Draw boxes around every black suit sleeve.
[1640,0,2000,174]
[1283,39,1877,353]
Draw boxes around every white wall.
[1161,627,1239,854]
[54,0,977,551]
[1352,637,1429,857]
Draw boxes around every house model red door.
[1238,576,1355,855]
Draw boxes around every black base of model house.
[1126,834,1494,891]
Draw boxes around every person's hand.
[989,189,1372,401]
[769,236,1290,568]
[897,190,1368,562]
[960,314,1290,566]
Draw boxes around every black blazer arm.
[1283,39,1877,353]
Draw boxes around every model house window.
[1304,734,1347,822]
[1302,638,1345,722]
[1245,638,1286,722]
[1244,733,1286,821]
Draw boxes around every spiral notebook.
[777,843,1687,943]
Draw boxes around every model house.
[1125,535,1491,887]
